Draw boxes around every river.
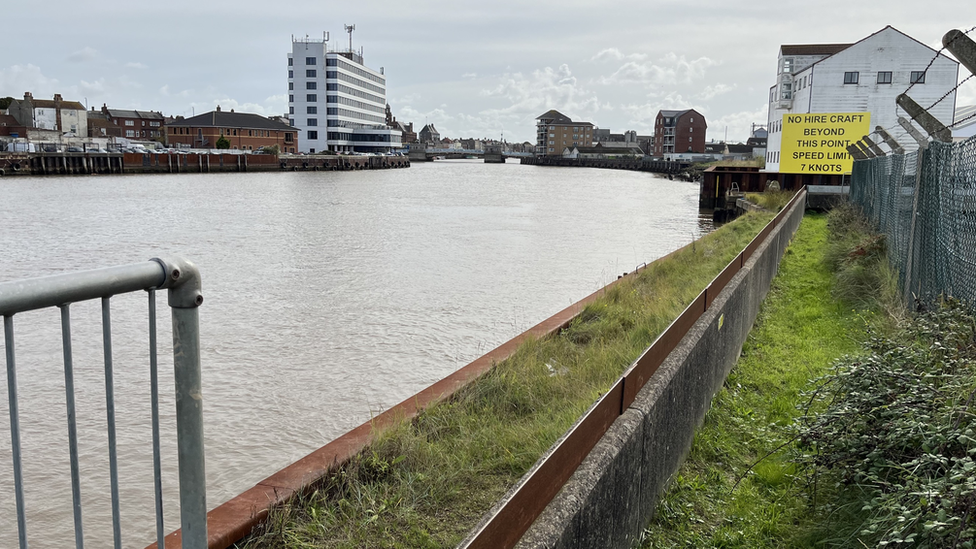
[0,159,709,547]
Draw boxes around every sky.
[2,2,973,144]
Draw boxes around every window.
[307,106,317,114]
[306,82,316,89]
[289,83,293,91]
[126,130,134,137]
[690,128,693,133]
[308,130,318,139]
[689,137,692,142]
[782,57,794,74]
[877,71,892,84]
[289,119,294,126]
[307,118,317,126]
[288,70,293,79]
[289,94,293,102]
[306,69,316,78]
[306,57,316,65]
[911,71,926,84]
[306,94,317,102]
[309,148,315,153]
[289,106,294,114]
[844,71,859,84]
[326,58,337,66]
[288,58,293,66]
[125,120,134,126]
[690,117,694,122]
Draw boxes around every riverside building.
[765,26,958,175]
[289,30,401,154]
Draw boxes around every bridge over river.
[406,145,533,163]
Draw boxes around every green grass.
[236,211,776,549]
[639,213,883,548]
[744,190,796,212]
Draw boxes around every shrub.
[794,298,976,548]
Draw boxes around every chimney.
[216,105,221,112]
[24,92,32,101]
[102,103,109,115]
[54,93,63,103]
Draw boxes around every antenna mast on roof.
[345,24,355,52]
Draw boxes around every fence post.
[902,145,929,306]
[153,257,207,548]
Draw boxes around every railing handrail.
[1,257,207,549]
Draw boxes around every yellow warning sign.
[780,112,870,174]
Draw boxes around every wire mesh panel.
[850,136,976,307]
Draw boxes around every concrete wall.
[514,196,805,548]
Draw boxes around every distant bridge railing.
[415,148,534,157]
[0,258,206,549]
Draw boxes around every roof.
[0,114,22,126]
[536,109,572,124]
[166,110,294,131]
[779,44,852,56]
[105,109,165,120]
[726,144,754,154]
[30,99,86,110]
[786,26,955,74]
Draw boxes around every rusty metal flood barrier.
[459,187,808,548]
[148,189,807,549]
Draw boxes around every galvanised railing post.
[153,257,207,548]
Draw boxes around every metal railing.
[0,257,207,549]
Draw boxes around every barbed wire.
[872,25,976,144]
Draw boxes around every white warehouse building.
[766,26,958,174]
[288,31,401,154]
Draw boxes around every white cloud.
[596,53,719,87]
[79,79,106,95]
[0,64,60,97]
[707,104,769,143]
[480,64,604,119]
[696,83,736,101]
[590,48,647,63]
[462,72,477,79]
[125,62,148,70]
[209,97,277,116]
[160,85,193,98]
[66,47,98,63]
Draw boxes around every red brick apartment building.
[166,107,297,151]
[98,105,166,139]
[653,109,707,157]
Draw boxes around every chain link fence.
[850,136,976,307]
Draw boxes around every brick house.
[653,109,707,157]
[165,106,298,151]
[6,92,88,136]
[99,105,166,140]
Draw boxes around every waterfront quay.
[520,154,691,176]
[0,151,409,177]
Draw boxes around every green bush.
[794,298,976,548]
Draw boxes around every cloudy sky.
[2,2,972,143]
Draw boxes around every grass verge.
[236,211,775,549]
[638,212,882,548]
[745,190,796,212]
